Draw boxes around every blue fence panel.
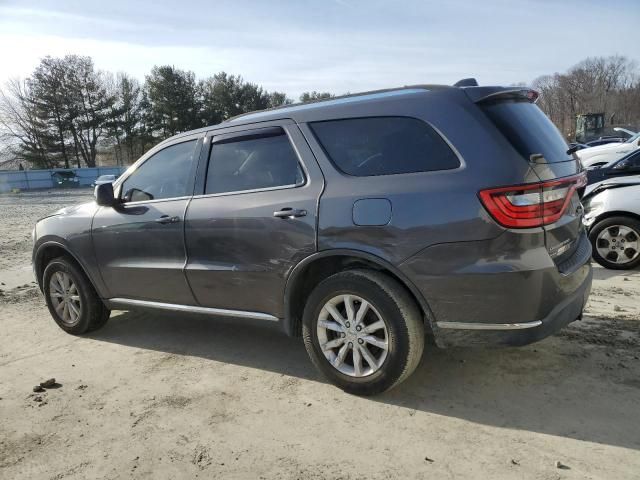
[0,167,126,193]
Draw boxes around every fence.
[0,167,126,193]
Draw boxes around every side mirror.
[95,182,116,207]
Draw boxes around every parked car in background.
[583,178,640,269]
[577,132,640,168]
[31,81,592,395]
[91,174,118,187]
[51,170,80,188]
[586,149,640,185]
[583,136,626,147]
[612,127,637,138]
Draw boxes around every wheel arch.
[590,210,640,229]
[34,241,97,293]
[283,249,435,337]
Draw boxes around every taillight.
[479,173,586,228]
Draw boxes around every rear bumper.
[434,266,591,346]
[400,230,593,347]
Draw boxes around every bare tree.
[533,56,640,140]
[0,78,53,168]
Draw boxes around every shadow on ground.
[90,309,640,452]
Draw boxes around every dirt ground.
[1,189,639,479]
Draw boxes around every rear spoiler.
[460,86,539,104]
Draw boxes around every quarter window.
[309,117,459,176]
[205,130,304,194]
[121,140,197,202]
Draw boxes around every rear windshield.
[481,100,573,163]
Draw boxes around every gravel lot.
[1,189,639,479]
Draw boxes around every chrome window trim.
[113,195,193,207]
[109,298,279,322]
[192,182,304,200]
[436,320,542,330]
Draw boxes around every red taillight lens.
[479,173,586,228]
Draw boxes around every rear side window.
[481,100,573,163]
[309,117,460,176]
[206,130,304,194]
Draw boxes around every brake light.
[479,173,586,228]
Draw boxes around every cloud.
[0,0,638,99]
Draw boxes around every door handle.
[155,215,181,224]
[273,208,307,219]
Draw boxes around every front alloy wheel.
[49,271,83,325]
[43,256,110,334]
[590,216,640,270]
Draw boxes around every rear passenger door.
[184,122,323,318]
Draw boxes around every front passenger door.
[93,137,201,305]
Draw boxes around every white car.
[577,133,640,168]
[583,176,640,269]
[91,174,117,187]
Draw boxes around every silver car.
[583,176,640,269]
[91,174,117,187]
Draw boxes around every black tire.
[302,269,424,396]
[589,216,640,270]
[42,256,111,334]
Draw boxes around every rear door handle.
[273,208,307,219]
[155,215,181,224]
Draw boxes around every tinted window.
[121,140,197,202]
[206,131,304,194]
[309,117,459,176]
[482,100,572,163]
[628,152,640,167]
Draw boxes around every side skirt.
[107,298,279,322]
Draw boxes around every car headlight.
[583,201,602,215]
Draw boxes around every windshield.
[625,132,640,143]
[481,100,573,163]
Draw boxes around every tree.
[63,55,115,167]
[28,56,75,168]
[105,73,144,165]
[299,91,335,103]
[199,72,291,125]
[144,66,200,138]
[0,78,52,168]
[532,56,640,140]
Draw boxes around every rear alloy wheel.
[303,269,424,396]
[43,257,110,334]
[590,216,640,270]
[316,294,389,378]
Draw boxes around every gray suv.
[32,80,592,395]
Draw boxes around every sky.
[0,0,639,99]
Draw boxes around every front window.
[121,140,197,202]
